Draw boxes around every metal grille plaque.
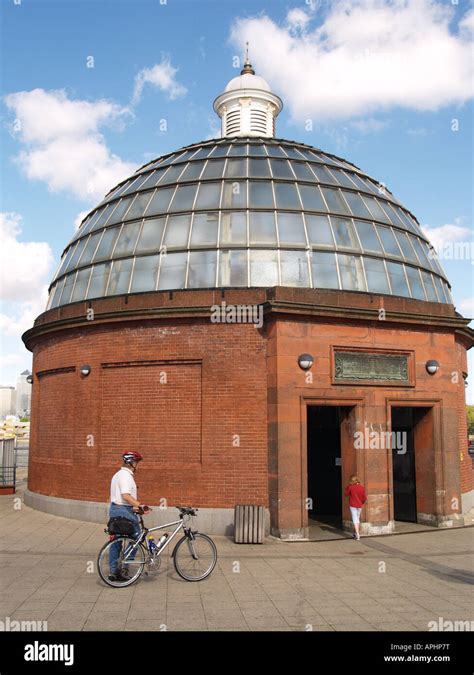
[335,351,409,383]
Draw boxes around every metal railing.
[0,438,17,488]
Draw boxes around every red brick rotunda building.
[23,60,474,539]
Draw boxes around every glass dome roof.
[46,137,452,310]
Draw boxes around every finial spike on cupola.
[213,45,283,139]
[241,42,255,75]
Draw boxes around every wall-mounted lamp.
[425,360,440,375]
[298,354,314,370]
[26,375,33,384]
[80,365,92,377]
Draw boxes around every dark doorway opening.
[307,405,351,530]
[391,407,433,523]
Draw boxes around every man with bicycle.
[108,451,151,582]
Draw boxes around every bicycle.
[97,506,217,588]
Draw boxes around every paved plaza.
[1,476,473,632]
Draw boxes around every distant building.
[0,387,16,420]
[15,370,31,417]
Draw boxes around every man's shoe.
[108,572,129,582]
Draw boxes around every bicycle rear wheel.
[97,536,147,588]
[173,533,217,581]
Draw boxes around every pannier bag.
[106,516,136,537]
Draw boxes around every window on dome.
[113,221,141,257]
[108,196,135,225]
[298,184,328,212]
[265,145,286,158]
[280,250,310,286]
[222,181,247,208]
[274,183,301,210]
[362,196,391,224]
[168,184,198,212]
[86,262,112,299]
[331,217,361,250]
[249,181,275,209]
[338,254,367,292]
[157,251,187,290]
[120,174,150,196]
[57,243,78,277]
[65,238,88,273]
[330,170,358,189]
[363,257,390,294]
[393,230,418,263]
[224,158,247,178]
[220,212,247,246]
[249,212,277,245]
[218,249,248,286]
[190,212,219,246]
[311,251,339,289]
[137,170,161,191]
[381,201,407,228]
[135,218,166,253]
[179,161,205,181]
[190,147,214,161]
[210,144,231,158]
[249,250,279,285]
[194,182,222,210]
[93,226,121,261]
[410,237,431,268]
[342,191,373,219]
[107,258,133,295]
[305,214,334,247]
[405,265,426,300]
[277,212,307,246]
[188,250,217,287]
[59,272,77,305]
[270,159,294,179]
[386,261,410,297]
[159,164,186,185]
[70,267,91,302]
[283,147,305,160]
[144,187,175,216]
[291,162,316,182]
[91,203,116,231]
[78,232,101,266]
[125,192,155,222]
[321,188,351,215]
[162,214,191,249]
[310,165,339,185]
[354,220,383,253]
[377,226,402,257]
[432,275,447,303]
[48,279,64,309]
[228,144,248,157]
[248,158,271,178]
[201,160,226,180]
[130,255,160,293]
[421,270,438,302]
[248,144,267,156]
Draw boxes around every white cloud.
[0,212,54,305]
[4,89,136,202]
[287,8,311,34]
[421,219,471,251]
[459,297,474,317]
[350,118,389,133]
[133,57,187,105]
[0,212,53,386]
[229,0,474,123]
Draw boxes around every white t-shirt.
[110,467,137,505]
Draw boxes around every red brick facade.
[23,287,473,537]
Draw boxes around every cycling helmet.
[122,451,143,465]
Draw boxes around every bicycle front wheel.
[97,536,147,588]
[173,533,217,581]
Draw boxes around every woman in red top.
[344,475,367,541]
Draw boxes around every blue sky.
[0,0,473,400]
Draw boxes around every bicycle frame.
[119,513,197,565]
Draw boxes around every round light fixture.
[298,354,314,370]
[80,365,92,377]
[425,360,440,375]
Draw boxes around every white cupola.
[213,51,283,138]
